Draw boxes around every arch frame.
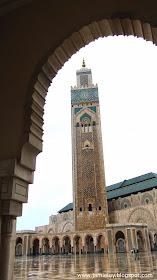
[21,18,157,174]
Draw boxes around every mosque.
[16,62,156,256]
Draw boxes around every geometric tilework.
[71,87,98,103]
[88,106,96,113]
[74,107,83,115]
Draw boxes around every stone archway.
[115,231,125,253]
[33,238,39,255]
[42,238,50,255]
[15,237,23,256]
[52,236,60,254]
[62,222,73,233]
[73,235,82,254]
[62,235,71,254]
[96,234,106,253]
[128,207,156,230]
[2,2,157,278]
[29,19,157,168]
[85,235,94,253]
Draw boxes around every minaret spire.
[82,58,86,68]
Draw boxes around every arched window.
[88,204,92,211]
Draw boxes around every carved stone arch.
[15,243,23,256]
[52,235,60,241]
[84,234,94,253]
[83,139,91,148]
[73,234,82,241]
[96,232,106,239]
[62,234,71,242]
[84,233,94,244]
[76,107,98,123]
[128,207,157,229]
[32,238,40,255]
[141,193,153,205]
[52,235,60,254]
[121,198,131,209]
[115,230,125,240]
[16,236,23,245]
[62,222,73,233]
[31,237,40,247]
[62,234,71,254]
[62,213,68,222]
[15,237,23,256]
[73,234,82,254]
[24,18,157,171]
[48,228,54,233]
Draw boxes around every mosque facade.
[15,63,155,256]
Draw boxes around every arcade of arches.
[16,226,149,256]
[1,1,157,280]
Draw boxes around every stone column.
[144,228,151,252]
[0,159,34,280]
[94,237,97,253]
[0,216,16,280]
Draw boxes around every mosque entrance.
[33,239,39,255]
[15,237,23,256]
[86,235,94,253]
[115,231,125,253]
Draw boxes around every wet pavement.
[13,252,157,279]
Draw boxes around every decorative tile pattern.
[71,88,98,103]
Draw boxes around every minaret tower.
[71,60,108,231]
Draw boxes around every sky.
[17,35,157,231]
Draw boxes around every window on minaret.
[84,124,88,132]
[81,123,93,133]
[89,123,92,132]
[88,204,92,211]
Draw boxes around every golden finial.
[82,58,86,67]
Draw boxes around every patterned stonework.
[71,65,108,231]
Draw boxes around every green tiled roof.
[107,172,157,200]
[58,173,157,212]
[58,203,73,213]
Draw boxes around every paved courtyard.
[13,251,157,279]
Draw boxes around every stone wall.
[35,210,74,234]
[35,189,157,237]
[108,189,157,234]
